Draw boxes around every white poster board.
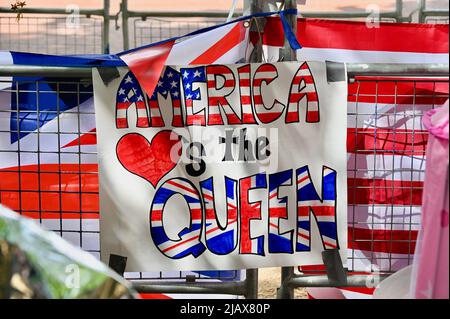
[93,61,347,271]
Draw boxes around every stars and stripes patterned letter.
[115,71,150,129]
[181,66,207,126]
[206,65,242,125]
[149,66,183,127]
[253,63,286,124]
[238,64,257,124]
[286,62,320,123]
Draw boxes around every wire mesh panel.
[296,76,449,278]
[0,75,241,285]
[0,74,448,286]
[132,17,224,48]
[424,16,450,24]
[0,15,103,54]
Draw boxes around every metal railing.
[121,0,407,50]
[0,0,110,54]
[0,0,448,54]
[0,62,448,298]
[418,0,450,23]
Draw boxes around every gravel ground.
[258,267,308,299]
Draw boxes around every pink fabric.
[411,101,449,299]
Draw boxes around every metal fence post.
[395,0,404,22]
[277,0,297,299]
[244,269,259,299]
[121,0,130,51]
[103,0,110,53]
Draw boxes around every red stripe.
[261,17,449,53]
[348,178,423,206]
[62,129,97,148]
[310,206,335,216]
[139,293,172,299]
[207,79,235,88]
[116,101,147,110]
[348,227,417,254]
[151,208,202,221]
[121,40,174,98]
[324,241,337,249]
[0,164,99,217]
[190,22,246,65]
[347,128,428,155]
[292,75,314,84]
[348,80,449,104]
[161,233,200,253]
[268,207,288,217]
[289,92,318,102]
[241,95,252,104]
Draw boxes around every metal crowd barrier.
[1,0,448,54]
[0,62,448,298]
[121,0,406,50]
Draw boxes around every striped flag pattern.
[252,63,285,123]
[206,65,241,125]
[116,72,149,128]
[286,62,319,123]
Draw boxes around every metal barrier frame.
[120,0,409,51]
[418,0,450,23]
[0,0,111,53]
[0,62,447,299]
[119,0,242,50]
[301,0,404,21]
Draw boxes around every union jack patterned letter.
[296,166,338,251]
[239,173,267,256]
[149,178,206,259]
[268,170,294,254]
[200,177,238,255]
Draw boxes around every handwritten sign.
[93,61,347,271]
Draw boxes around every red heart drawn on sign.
[116,131,181,187]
